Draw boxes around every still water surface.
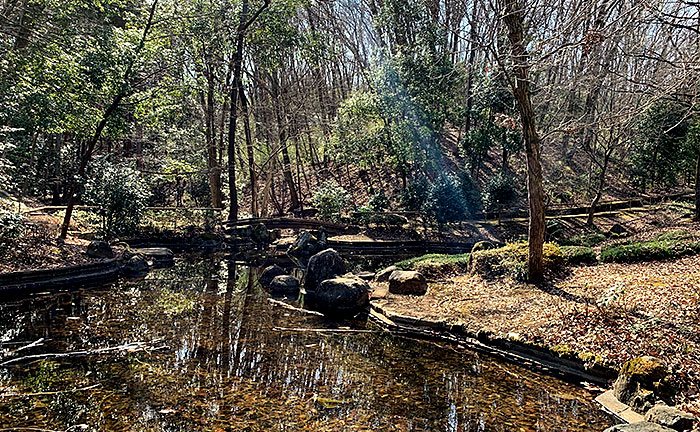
[0,256,614,431]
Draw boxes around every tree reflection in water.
[0,256,614,431]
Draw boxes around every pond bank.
[370,254,700,416]
[0,257,616,431]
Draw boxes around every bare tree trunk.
[587,142,613,226]
[204,65,223,208]
[59,0,159,239]
[239,83,258,217]
[501,0,545,282]
[227,0,270,222]
[271,72,300,211]
[695,151,700,221]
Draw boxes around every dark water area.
[0,256,615,431]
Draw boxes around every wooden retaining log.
[0,259,121,294]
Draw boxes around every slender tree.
[500,0,545,281]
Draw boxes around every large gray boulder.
[614,356,670,413]
[123,254,149,275]
[645,405,695,432]
[87,241,114,259]
[388,270,428,295]
[305,249,346,291]
[268,275,300,296]
[287,230,328,265]
[604,422,675,432]
[312,277,370,315]
[374,266,397,282]
[259,265,286,288]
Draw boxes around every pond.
[0,256,615,431]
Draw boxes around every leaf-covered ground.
[372,253,700,410]
[0,214,98,273]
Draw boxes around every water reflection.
[0,256,614,431]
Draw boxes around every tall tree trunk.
[271,73,300,211]
[695,150,700,221]
[587,142,613,226]
[227,0,270,221]
[59,0,159,239]
[204,65,223,208]
[501,0,545,282]
[239,83,258,217]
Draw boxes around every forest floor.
[371,214,700,414]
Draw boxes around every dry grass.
[373,254,700,402]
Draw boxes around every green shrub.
[84,161,150,238]
[312,180,351,221]
[562,246,597,265]
[470,241,563,280]
[562,232,606,247]
[394,253,471,277]
[400,177,429,211]
[600,233,700,263]
[0,211,25,255]
[422,174,467,223]
[457,170,481,217]
[481,172,519,221]
[367,191,390,212]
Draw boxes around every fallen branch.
[0,383,101,398]
[273,327,380,334]
[0,340,168,367]
[266,298,324,316]
[12,338,46,354]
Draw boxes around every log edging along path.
[0,259,121,295]
[369,302,616,387]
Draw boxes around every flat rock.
[268,275,300,295]
[356,271,375,281]
[388,270,427,295]
[645,405,695,431]
[604,422,675,432]
[374,266,397,282]
[133,247,174,261]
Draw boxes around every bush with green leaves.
[311,181,350,221]
[562,246,598,265]
[0,211,25,255]
[394,253,471,277]
[482,172,519,220]
[400,176,429,211]
[629,101,692,190]
[600,231,700,263]
[84,161,150,238]
[367,191,390,212]
[422,175,467,224]
[470,242,564,280]
[457,170,481,217]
